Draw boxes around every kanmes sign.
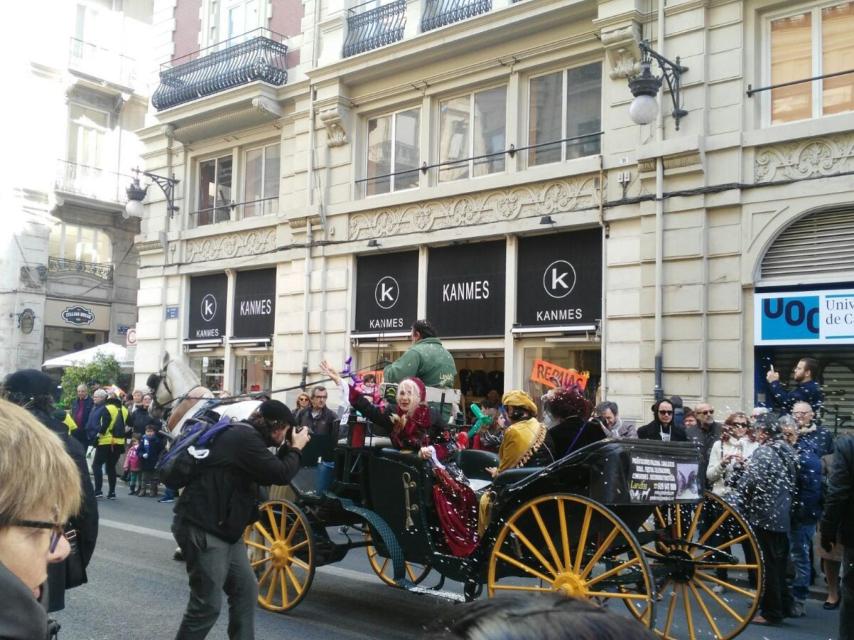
[517,230,602,327]
[355,252,417,333]
[233,269,276,338]
[189,274,227,340]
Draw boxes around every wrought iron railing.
[344,0,407,57]
[152,29,288,111]
[68,37,136,88]
[48,257,114,282]
[55,159,128,203]
[422,0,491,32]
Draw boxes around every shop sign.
[233,269,276,338]
[355,252,418,333]
[62,305,95,326]
[629,455,700,503]
[189,274,227,340]
[755,288,854,345]
[427,241,505,337]
[516,230,602,327]
[529,359,590,390]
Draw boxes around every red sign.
[530,359,590,390]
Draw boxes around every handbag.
[63,528,87,589]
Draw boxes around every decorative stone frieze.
[185,228,277,262]
[348,176,601,240]
[755,136,854,183]
[319,103,351,147]
[600,22,642,80]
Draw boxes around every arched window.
[49,223,112,264]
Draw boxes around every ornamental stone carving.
[348,176,600,240]
[600,22,642,80]
[185,228,276,263]
[754,136,854,182]
[319,103,351,147]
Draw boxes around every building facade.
[134,0,854,425]
[2,0,154,377]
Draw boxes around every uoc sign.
[755,288,854,345]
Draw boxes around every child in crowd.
[138,425,164,497]
[124,436,141,495]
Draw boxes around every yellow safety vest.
[63,412,77,435]
[98,405,129,446]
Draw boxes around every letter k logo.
[543,260,576,299]
[201,293,217,322]
[374,276,400,310]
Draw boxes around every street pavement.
[54,491,841,640]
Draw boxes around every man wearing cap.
[172,400,310,640]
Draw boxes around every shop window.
[528,62,602,166]
[365,107,420,196]
[189,356,226,394]
[438,86,506,182]
[521,346,601,410]
[49,223,112,264]
[196,154,233,226]
[243,143,280,217]
[237,354,272,394]
[767,1,854,125]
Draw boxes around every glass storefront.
[522,344,601,412]
[237,354,272,394]
[43,326,108,362]
[189,355,225,394]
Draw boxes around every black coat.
[549,417,608,459]
[128,406,155,435]
[0,561,49,640]
[821,435,854,547]
[174,423,303,543]
[637,420,688,441]
[32,408,98,612]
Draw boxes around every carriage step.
[333,495,413,590]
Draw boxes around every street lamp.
[124,168,180,219]
[627,40,689,130]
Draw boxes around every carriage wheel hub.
[552,572,588,598]
[270,541,290,567]
[663,548,695,582]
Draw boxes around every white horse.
[147,352,260,436]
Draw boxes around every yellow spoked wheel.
[364,531,431,587]
[634,492,763,640]
[487,494,656,629]
[244,499,315,613]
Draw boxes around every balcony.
[421,0,491,32]
[55,159,127,204]
[344,0,406,58]
[48,257,114,282]
[152,29,288,111]
[68,37,137,89]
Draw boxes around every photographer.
[171,400,309,640]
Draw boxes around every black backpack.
[156,416,234,490]
[110,407,127,439]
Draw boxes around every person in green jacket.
[383,319,457,389]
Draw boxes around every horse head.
[147,352,202,419]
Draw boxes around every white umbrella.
[42,342,133,369]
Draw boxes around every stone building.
[133,0,854,425]
[1,0,153,377]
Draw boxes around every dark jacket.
[637,420,688,442]
[686,422,722,490]
[734,439,798,533]
[174,423,303,543]
[30,407,98,612]
[138,432,164,471]
[128,406,155,435]
[83,403,108,445]
[0,561,49,640]
[798,424,834,458]
[793,440,823,526]
[821,435,854,547]
[549,417,608,459]
[70,396,93,440]
[296,405,339,438]
[768,378,824,415]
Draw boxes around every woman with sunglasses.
[293,391,311,416]
[637,399,688,441]
[0,399,81,640]
[707,412,757,497]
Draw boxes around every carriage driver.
[171,400,310,640]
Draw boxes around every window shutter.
[761,208,854,279]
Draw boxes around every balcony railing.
[68,37,136,88]
[422,0,491,32]
[55,159,128,204]
[48,257,114,282]
[152,29,288,111]
[344,0,407,57]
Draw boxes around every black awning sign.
[233,269,276,338]
[189,273,227,339]
[355,252,418,333]
[427,241,505,337]
[517,230,602,326]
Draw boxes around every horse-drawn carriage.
[149,355,762,640]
